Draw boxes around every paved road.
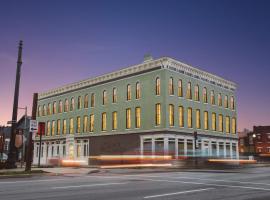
[1,167,270,200]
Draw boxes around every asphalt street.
[1,167,270,200]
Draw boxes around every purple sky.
[0,0,269,131]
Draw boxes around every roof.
[38,57,237,100]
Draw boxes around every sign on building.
[29,120,38,132]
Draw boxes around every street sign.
[29,120,38,132]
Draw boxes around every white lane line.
[0,178,69,184]
[52,182,127,190]
[144,188,214,199]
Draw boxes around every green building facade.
[33,56,238,165]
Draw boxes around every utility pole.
[6,41,23,169]
[25,93,38,172]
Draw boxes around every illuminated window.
[169,104,174,126]
[136,82,141,99]
[178,80,183,97]
[84,94,89,108]
[69,118,74,134]
[89,114,94,132]
[226,116,230,133]
[53,102,57,114]
[212,113,216,131]
[218,114,223,132]
[187,107,192,128]
[70,98,75,111]
[194,85,199,101]
[102,113,107,131]
[218,93,222,106]
[169,77,174,95]
[57,120,61,135]
[43,105,46,116]
[196,109,201,129]
[63,119,67,135]
[112,88,117,103]
[52,120,55,136]
[186,82,192,99]
[76,116,81,133]
[204,111,209,130]
[135,107,141,128]
[179,106,184,127]
[47,103,51,115]
[230,96,235,110]
[83,115,88,132]
[91,93,95,107]
[224,95,228,108]
[210,90,215,105]
[58,101,63,113]
[46,121,51,136]
[77,96,82,109]
[155,103,161,126]
[126,108,131,129]
[203,87,208,103]
[232,117,236,134]
[112,111,117,130]
[127,85,131,100]
[102,90,107,105]
[38,106,42,117]
[64,99,68,112]
[156,77,160,95]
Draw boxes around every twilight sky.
[0,0,269,131]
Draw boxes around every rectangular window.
[135,107,141,128]
[112,88,117,103]
[155,103,161,126]
[77,116,81,133]
[178,80,183,97]
[126,108,131,129]
[196,109,201,129]
[63,119,67,135]
[84,95,89,108]
[102,91,107,105]
[69,118,74,134]
[112,111,117,130]
[187,108,192,128]
[226,116,230,133]
[46,121,51,136]
[204,111,208,130]
[169,77,174,95]
[186,82,192,99]
[102,112,107,131]
[179,106,184,127]
[51,120,55,136]
[212,113,216,131]
[91,93,95,107]
[127,85,131,100]
[89,114,94,132]
[194,85,199,101]
[57,120,61,135]
[156,78,160,95]
[83,115,88,132]
[136,83,141,99]
[232,117,236,134]
[169,104,174,126]
[218,114,223,132]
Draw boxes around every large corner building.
[33,56,238,165]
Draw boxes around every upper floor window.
[126,108,131,129]
[218,93,222,106]
[38,106,42,117]
[127,84,131,100]
[210,90,215,105]
[218,114,223,132]
[57,120,61,135]
[224,95,228,108]
[69,118,74,134]
[196,109,201,129]
[112,88,117,103]
[203,87,208,103]
[169,104,174,126]
[91,93,95,107]
[187,107,192,128]
[70,98,75,111]
[63,119,67,135]
[76,116,81,133]
[232,117,236,134]
[47,103,51,115]
[136,82,141,99]
[135,107,141,128]
[43,105,46,116]
[186,82,192,99]
[77,96,82,109]
[84,94,89,108]
[51,120,55,136]
[204,111,209,130]
[156,77,160,95]
[112,111,117,130]
[64,99,69,112]
[179,106,184,127]
[230,96,235,110]
[194,85,199,101]
[212,113,216,131]
[46,121,51,136]
[102,90,107,105]
[155,103,161,126]
[102,112,107,131]
[169,77,174,95]
[53,101,57,114]
[83,115,88,132]
[225,116,230,133]
[58,101,63,113]
[89,114,94,132]
[178,80,183,97]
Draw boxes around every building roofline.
[38,56,237,99]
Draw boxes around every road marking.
[52,182,127,189]
[0,178,69,184]
[144,188,214,199]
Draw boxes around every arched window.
[83,115,88,132]
[230,96,235,110]
[210,90,215,105]
[64,99,68,112]
[203,87,208,103]
[102,112,107,131]
[89,114,94,132]
[84,94,89,108]
[169,104,174,126]
[196,109,201,129]
[224,95,228,108]
[218,114,223,132]
[47,103,51,115]
[127,84,131,100]
[212,113,216,131]
[186,82,192,99]
[226,116,230,133]
[46,121,51,136]
[38,106,42,117]
[135,107,141,128]
[112,88,117,103]
[102,90,107,105]
[112,112,117,130]
[76,116,81,133]
[155,103,161,126]
[156,77,160,95]
[51,120,55,136]
[77,96,82,109]
[58,101,63,113]
[187,107,192,128]
[43,105,46,116]
[91,93,95,107]
[232,117,236,134]
[194,85,199,101]
[204,111,208,130]
[136,82,141,99]
[69,118,74,134]
[126,108,131,129]
[70,98,75,111]
[218,93,222,106]
[178,80,183,97]
[169,77,174,95]
[53,101,57,114]
[179,106,184,127]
